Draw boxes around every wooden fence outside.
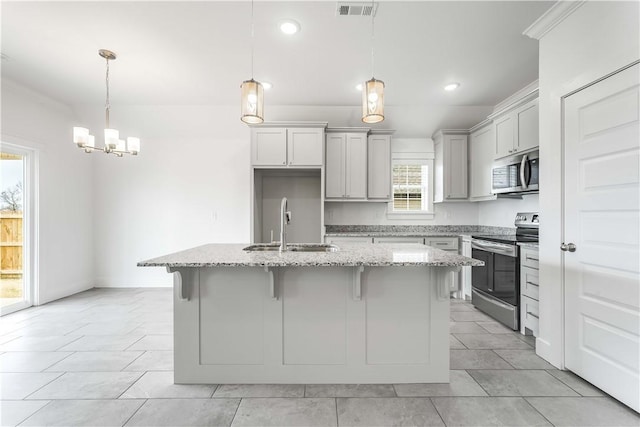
[1,211,22,278]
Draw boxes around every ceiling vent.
[336,2,378,17]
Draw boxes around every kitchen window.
[388,158,434,219]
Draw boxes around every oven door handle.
[520,154,529,190]
[471,240,517,257]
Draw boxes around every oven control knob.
[560,243,576,252]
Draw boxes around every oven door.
[471,239,519,329]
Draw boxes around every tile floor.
[1,288,638,427]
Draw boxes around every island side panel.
[173,265,451,384]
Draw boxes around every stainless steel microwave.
[492,150,539,195]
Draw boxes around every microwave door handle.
[520,154,529,190]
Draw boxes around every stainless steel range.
[471,212,539,330]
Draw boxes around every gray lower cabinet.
[520,246,540,336]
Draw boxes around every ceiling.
[1,1,552,110]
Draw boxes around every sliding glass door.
[1,144,35,315]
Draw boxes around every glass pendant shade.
[86,135,96,149]
[116,139,126,152]
[104,129,119,150]
[73,127,90,147]
[362,78,385,124]
[240,79,264,124]
[127,137,140,154]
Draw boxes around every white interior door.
[563,62,640,412]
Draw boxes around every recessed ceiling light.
[444,82,460,91]
[355,83,363,91]
[279,19,301,35]
[261,81,273,90]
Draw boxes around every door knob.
[560,243,577,252]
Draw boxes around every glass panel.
[1,152,25,308]
[392,164,428,211]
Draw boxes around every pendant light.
[240,0,264,124]
[362,1,385,124]
[73,49,140,156]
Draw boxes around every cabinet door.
[493,113,515,159]
[287,128,324,166]
[252,128,287,166]
[345,133,367,199]
[367,135,391,199]
[325,133,346,198]
[444,134,468,199]
[516,99,539,153]
[469,126,495,199]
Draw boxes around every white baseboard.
[535,336,563,369]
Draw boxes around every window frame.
[387,155,435,220]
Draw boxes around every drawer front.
[425,237,459,250]
[522,296,539,337]
[521,267,539,300]
[521,247,539,269]
[325,237,373,244]
[373,237,425,244]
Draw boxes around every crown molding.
[248,121,328,128]
[523,1,586,40]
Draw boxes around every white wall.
[535,1,639,367]
[89,105,250,287]
[477,194,539,228]
[325,202,479,226]
[1,79,94,303]
[86,103,493,287]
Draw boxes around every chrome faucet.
[279,197,292,252]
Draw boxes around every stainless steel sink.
[243,243,340,252]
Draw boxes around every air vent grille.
[336,2,378,16]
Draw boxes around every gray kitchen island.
[138,243,482,384]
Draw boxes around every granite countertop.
[138,243,484,268]
[517,242,539,248]
[324,225,516,238]
[325,232,463,237]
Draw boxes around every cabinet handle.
[527,256,539,261]
[282,161,286,165]
[527,311,539,319]
[526,281,538,287]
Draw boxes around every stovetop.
[471,234,539,245]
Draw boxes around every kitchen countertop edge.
[138,243,484,268]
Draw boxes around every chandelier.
[73,49,140,156]
[362,1,385,124]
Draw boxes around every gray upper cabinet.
[252,128,288,166]
[492,97,539,159]
[469,123,496,201]
[325,130,368,200]
[325,133,346,198]
[251,124,325,167]
[287,128,324,166]
[367,133,392,200]
[433,130,469,202]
